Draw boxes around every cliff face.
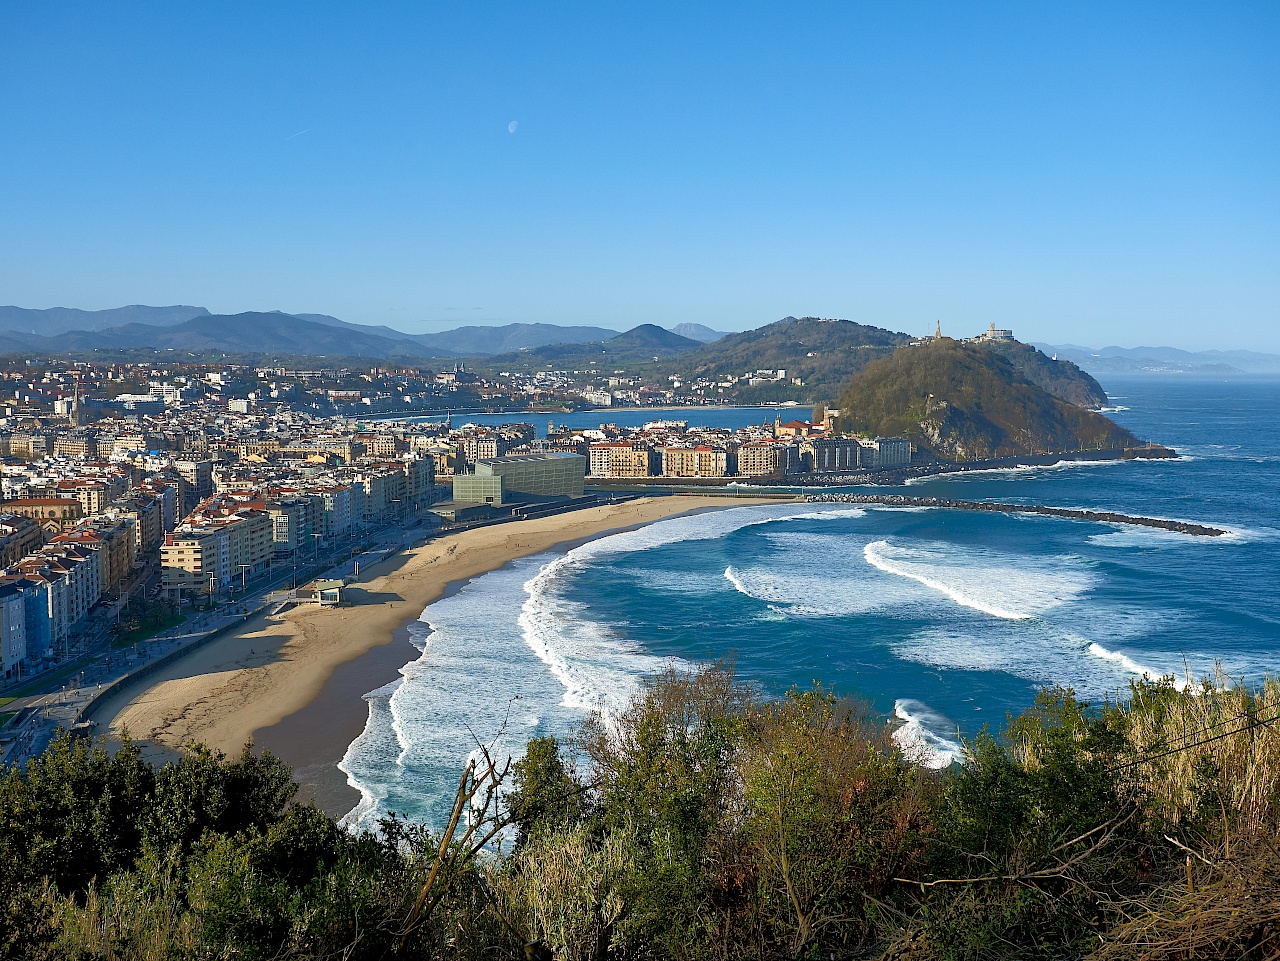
[837,339,1142,461]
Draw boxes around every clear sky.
[1,2,1277,350]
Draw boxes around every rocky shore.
[806,492,1226,537]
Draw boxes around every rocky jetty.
[806,492,1225,537]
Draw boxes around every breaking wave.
[863,540,1095,620]
[892,700,965,768]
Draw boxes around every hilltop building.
[977,323,1014,342]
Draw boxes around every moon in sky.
[508,120,519,134]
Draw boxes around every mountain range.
[1037,343,1280,376]
[2,304,1273,380]
[0,306,622,359]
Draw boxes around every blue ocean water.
[340,377,1280,830]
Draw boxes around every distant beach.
[88,495,780,815]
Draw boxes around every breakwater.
[805,493,1226,537]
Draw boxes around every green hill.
[838,338,1143,460]
[973,337,1108,407]
[683,316,913,401]
[488,324,702,364]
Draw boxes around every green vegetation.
[112,598,184,649]
[684,316,911,400]
[2,666,1277,959]
[972,338,1109,408]
[479,316,913,404]
[839,338,1142,460]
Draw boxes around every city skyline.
[1,3,1277,351]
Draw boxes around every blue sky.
[1,2,1276,350]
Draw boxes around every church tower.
[69,373,82,427]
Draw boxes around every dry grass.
[1093,836,1280,960]
[1121,675,1280,833]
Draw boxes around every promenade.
[0,517,431,768]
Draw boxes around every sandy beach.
[90,495,781,813]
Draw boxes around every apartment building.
[804,437,864,472]
[114,491,165,554]
[661,446,733,478]
[588,442,657,477]
[162,508,273,598]
[50,515,138,597]
[8,545,101,651]
[737,441,803,477]
[0,515,45,569]
[860,437,912,467]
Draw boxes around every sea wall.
[805,492,1225,537]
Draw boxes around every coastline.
[89,495,782,816]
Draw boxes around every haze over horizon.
[1,3,1276,351]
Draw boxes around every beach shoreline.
[89,495,784,817]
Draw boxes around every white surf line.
[862,540,1032,620]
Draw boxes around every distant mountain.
[54,312,438,359]
[226,313,622,355]
[0,304,209,335]
[671,323,728,343]
[0,306,628,359]
[973,338,1108,407]
[411,323,621,355]
[1037,343,1280,376]
[838,338,1144,461]
[492,324,702,364]
[605,324,701,351]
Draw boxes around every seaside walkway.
[0,517,434,768]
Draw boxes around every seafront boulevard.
[0,514,434,768]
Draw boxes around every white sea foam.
[548,502,867,564]
[892,699,965,768]
[724,560,912,618]
[339,502,887,831]
[890,620,1204,702]
[502,503,872,717]
[1086,642,1191,691]
[338,682,407,830]
[903,459,1127,485]
[863,540,1095,620]
[339,558,584,832]
[1089,526,1211,548]
[517,552,669,719]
